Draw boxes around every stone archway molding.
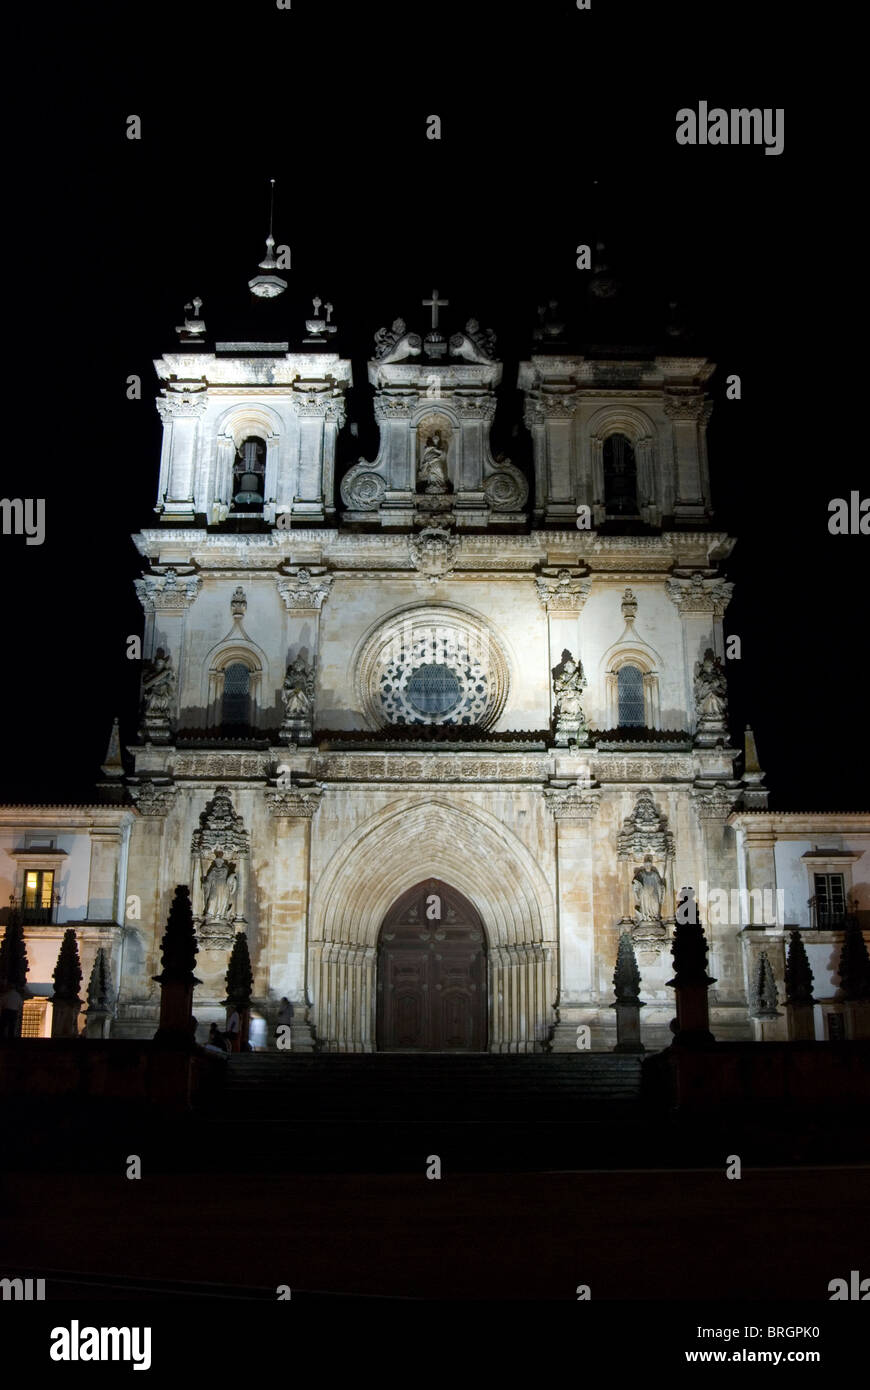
[309,797,557,1052]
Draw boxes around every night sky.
[4,1,863,810]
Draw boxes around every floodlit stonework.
[2,299,868,1051]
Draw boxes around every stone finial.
[0,912,29,992]
[87,948,114,1012]
[153,885,200,985]
[100,717,124,779]
[785,931,815,1005]
[751,951,780,1018]
[744,725,762,777]
[613,931,642,1006]
[176,297,207,340]
[224,931,254,1010]
[52,929,83,1003]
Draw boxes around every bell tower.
[340,291,528,529]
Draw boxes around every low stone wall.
[0,1039,224,1108]
[643,1040,870,1108]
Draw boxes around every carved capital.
[544,785,601,820]
[265,787,323,819]
[374,395,419,421]
[523,392,579,426]
[276,570,334,611]
[156,391,208,421]
[289,391,346,424]
[535,569,591,612]
[693,785,739,820]
[663,393,705,421]
[666,575,733,617]
[135,569,202,613]
[128,782,177,816]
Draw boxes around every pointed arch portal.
[376,879,487,1052]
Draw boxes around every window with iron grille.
[814,872,846,927]
[222,663,251,725]
[617,664,645,726]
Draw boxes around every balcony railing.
[7,893,61,926]
[808,895,851,930]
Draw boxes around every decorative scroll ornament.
[139,648,176,742]
[552,650,589,747]
[276,569,333,611]
[408,525,459,584]
[483,454,528,512]
[135,569,201,613]
[535,569,591,612]
[448,318,497,364]
[340,460,387,510]
[373,318,422,364]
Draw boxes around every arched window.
[617,664,645,726]
[222,663,251,725]
[603,433,638,516]
[232,437,266,512]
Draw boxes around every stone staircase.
[192,1052,650,1171]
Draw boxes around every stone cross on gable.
[423,289,448,330]
[187,296,203,318]
[312,296,322,318]
[324,302,333,323]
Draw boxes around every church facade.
[2,290,868,1051]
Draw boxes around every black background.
[3,1,862,808]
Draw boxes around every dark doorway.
[376,879,487,1052]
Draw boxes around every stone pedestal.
[50,998,81,1038]
[785,1000,815,1041]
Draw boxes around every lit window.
[617,665,645,726]
[22,870,54,922]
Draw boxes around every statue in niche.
[282,656,314,720]
[141,648,175,719]
[694,647,728,721]
[418,431,450,494]
[632,855,666,923]
[202,850,238,922]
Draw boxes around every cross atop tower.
[422,289,449,331]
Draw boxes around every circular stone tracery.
[379,632,489,726]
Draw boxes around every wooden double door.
[376,879,487,1052]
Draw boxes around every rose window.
[379,632,490,725]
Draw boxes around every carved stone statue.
[140,648,176,740]
[202,850,238,922]
[693,646,729,744]
[552,649,589,746]
[418,432,450,494]
[632,855,665,923]
[280,655,316,745]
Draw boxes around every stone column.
[156,391,208,522]
[545,784,601,1051]
[265,786,322,1050]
